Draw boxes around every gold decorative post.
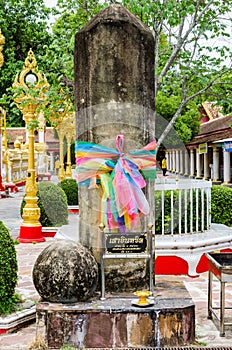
[2,109,9,182]
[48,92,71,182]
[64,112,76,179]
[0,29,5,191]
[56,122,66,182]
[13,48,49,243]
[0,107,5,191]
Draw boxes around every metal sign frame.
[99,224,154,300]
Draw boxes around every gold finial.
[24,48,37,70]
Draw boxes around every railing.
[153,178,232,276]
[155,178,212,235]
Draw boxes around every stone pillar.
[213,146,220,181]
[223,149,231,184]
[74,5,155,291]
[190,149,195,177]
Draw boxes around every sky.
[43,0,231,67]
[44,0,57,7]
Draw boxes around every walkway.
[0,183,232,348]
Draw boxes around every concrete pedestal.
[36,277,195,348]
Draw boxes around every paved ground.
[0,179,232,349]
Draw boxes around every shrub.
[0,221,18,315]
[211,185,232,227]
[21,182,68,227]
[58,178,78,205]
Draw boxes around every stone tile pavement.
[0,185,232,349]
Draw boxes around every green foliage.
[0,221,18,315]
[156,91,200,144]
[58,178,78,205]
[155,189,207,234]
[60,345,77,350]
[211,185,232,227]
[0,0,53,126]
[201,72,232,115]
[0,0,231,146]
[21,182,68,227]
[52,0,230,147]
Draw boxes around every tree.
[137,0,232,148]
[1,0,231,144]
[46,0,232,146]
[156,91,200,144]
[0,0,53,126]
[201,71,232,115]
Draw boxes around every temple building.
[165,102,232,185]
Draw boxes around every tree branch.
[156,68,230,150]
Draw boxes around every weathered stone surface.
[75,4,155,143]
[33,241,98,303]
[36,296,195,348]
[74,4,155,292]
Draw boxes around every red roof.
[187,103,232,147]
[6,127,60,152]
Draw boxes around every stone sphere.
[33,241,98,303]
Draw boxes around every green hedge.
[0,221,18,315]
[21,182,68,227]
[58,179,78,205]
[211,185,232,227]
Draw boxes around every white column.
[172,149,176,172]
[213,146,220,181]
[196,149,202,178]
[166,151,169,170]
[184,149,189,176]
[204,152,210,180]
[170,150,174,172]
[49,152,55,172]
[180,150,184,175]
[39,130,44,143]
[166,151,171,170]
[176,150,179,173]
[223,148,231,184]
[190,149,195,177]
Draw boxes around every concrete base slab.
[36,277,195,348]
[0,305,36,334]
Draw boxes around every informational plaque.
[104,232,148,255]
[224,141,232,152]
[99,228,154,300]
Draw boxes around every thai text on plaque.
[105,232,148,254]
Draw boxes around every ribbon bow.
[75,135,156,231]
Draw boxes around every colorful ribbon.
[75,135,156,231]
